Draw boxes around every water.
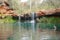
[0,22,60,40]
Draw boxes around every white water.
[31,12,35,32]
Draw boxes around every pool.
[0,22,60,40]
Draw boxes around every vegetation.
[8,0,60,13]
[0,0,60,23]
[39,17,60,23]
[0,16,16,23]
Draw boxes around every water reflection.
[0,22,60,40]
[36,30,60,40]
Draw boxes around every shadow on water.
[0,22,60,40]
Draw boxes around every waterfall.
[30,12,35,32]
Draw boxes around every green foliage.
[0,16,16,23]
[39,17,60,24]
